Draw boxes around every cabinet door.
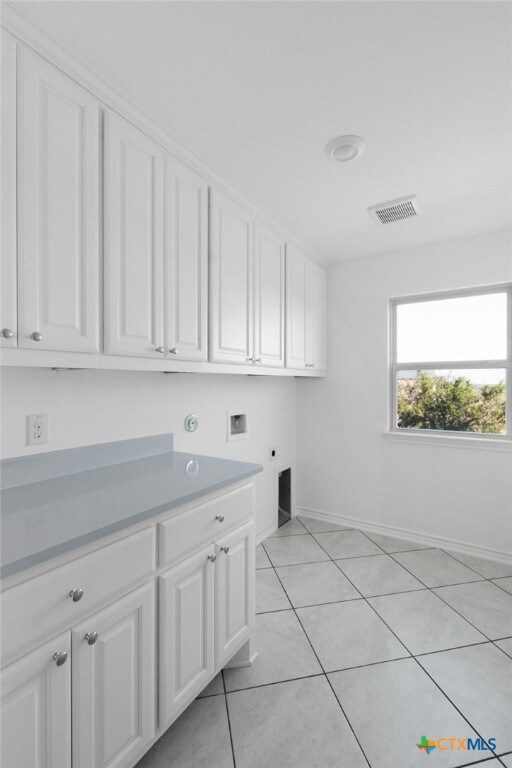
[72,583,155,768]
[17,48,99,352]
[209,189,253,364]
[159,545,215,729]
[285,245,307,369]
[215,521,254,669]
[104,110,164,358]
[254,221,285,367]
[164,155,208,361]
[306,260,326,371]
[1,31,17,348]
[1,632,71,768]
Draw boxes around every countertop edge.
[1,464,262,580]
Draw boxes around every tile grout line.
[262,526,507,762]
[264,541,374,768]
[314,531,505,760]
[221,671,237,768]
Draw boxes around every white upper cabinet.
[104,110,164,358]
[286,246,326,371]
[253,221,285,367]
[306,259,327,371]
[285,246,308,369]
[164,155,208,361]
[209,189,253,364]
[17,48,99,352]
[1,30,17,348]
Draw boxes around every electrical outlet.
[269,446,277,461]
[27,414,48,446]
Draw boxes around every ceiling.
[9,1,512,262]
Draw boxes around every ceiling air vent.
[368,195,419,224]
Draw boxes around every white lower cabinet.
[159,519,254,728]
[1,632,72,768]
[72,583,155,768]
[215,521,254,668]
[0,585,154,768]
[159,545,215,729]
[0,485,255,768]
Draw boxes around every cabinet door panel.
[215,521,254,669]
[159,546,215,729]
[1,31,17,347]
[72,583,155,768]
[17,48,99,352]
[254,222,285,367]
[306,260,326,371]
[1,632,71,768]
[209,190,253,363]
[285,246,307,369]
[104,111,164,357]
[165,155,208,360]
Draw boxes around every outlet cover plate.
[27,414,48,446]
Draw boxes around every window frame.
[388,284,512,443]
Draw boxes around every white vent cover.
[368,195,419,224]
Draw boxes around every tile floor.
[137,517,512,768]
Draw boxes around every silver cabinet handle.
[254,357,262,363]
[155,346,165,354]
[169,348,178,354]
[216,514,225,523]
[208,553,217,563]
[69,588,84,602]
[246,356,254,362]
[84,631,98,645]
[31,332,42,342]
[53,651,68,666]
[1,328,13,339]
[221,545,230,554]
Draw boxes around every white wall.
[297,228,512,559]
[0,369,298,540]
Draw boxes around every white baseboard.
[295,506,512,565]
[256,521,277,545]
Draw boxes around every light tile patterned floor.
[137,518,512,768]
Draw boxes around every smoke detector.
[325,135,365,162]
[368,195,419,224]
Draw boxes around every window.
[390,286,511,439]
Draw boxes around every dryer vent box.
[227,411,248,441]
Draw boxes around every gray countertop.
[0,436,262,579]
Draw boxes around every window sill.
[383,430,512,452]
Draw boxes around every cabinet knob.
[31,331,42,342]
[1,328,13,339]
[256,357,262,363]
[208,553,217,563]
[215,514,225,523]
[84,631,98,645]
[155,346,165,354]
[169,347,178,355]
[69,588,84,602]
[53,651,68,666]
[221,545,230,554]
